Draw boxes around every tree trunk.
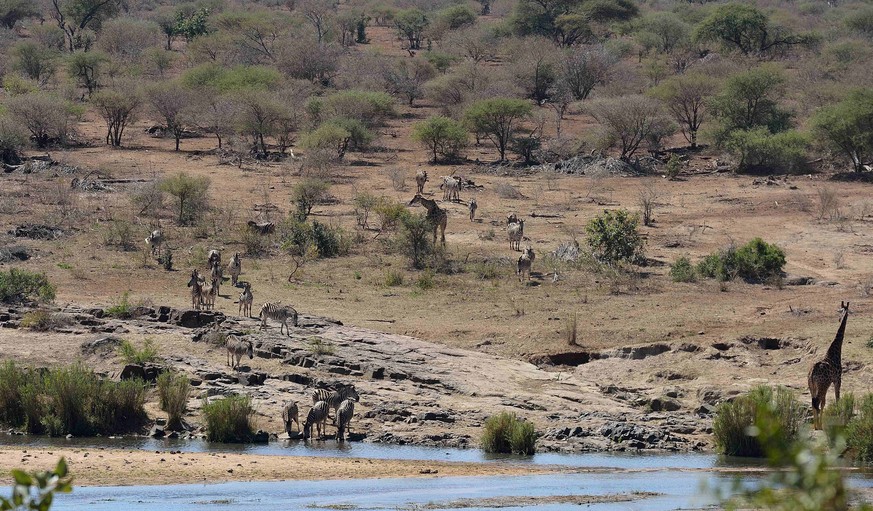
[690,130,697,149]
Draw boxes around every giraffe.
[408,194,447,245]
[808,301,849,430]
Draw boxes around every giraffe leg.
[835,377,841,402]
[818,393,827,430]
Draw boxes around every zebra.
[303,401,330,440]
[508,219,524,251]
[517,246,535,281]
[311,384,360,409]
[246,220,275,235]
[187,270,203,310]
[469,198,477,222]
[506,212,518,226]
[335,399,355,442]
[415,170,428,194]
[238,282,253,317]
[207,249,221,268]
[145,229,164,257]
[282,400,300,434]
[210,261,222,298]
[225,335,253,369]
[227,253,241,286]
[259,303,298,336]
[199,276,217,310]
[440,176,460,202]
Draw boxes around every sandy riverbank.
[0,446,560,487]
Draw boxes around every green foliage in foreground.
[713,385,803,457]
[481,411,536,455]
[1,458,71,511]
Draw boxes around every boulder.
[120,363,163,382]
[171,310,226,328]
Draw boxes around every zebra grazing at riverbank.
[508,219,524,251]
[225,335,253,369]
[187,270,203,310]
[145,229,164,256]
[335,399,355,442]
[282,400,300,434]
[228,253,241,286]
[304,401,330,440]
[311,384,360,410]
[238,283,253,317]
[259,303,298,336]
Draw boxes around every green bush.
[412,116,467,163]
[20,310,67,331]
[117,338,159,365]
[481,411,536,455]
[1,458,72,511]
[846,393,873,462]
[823,393,855,448]
[325,117,374,152]
[322,90,395,127]
[291,178,330,220]
[202,394,256,443]
[105,292,134,319]
[279,220,347,259]
[157,371,190,431]
[697,239,785,283]
[712,385,803,457]
[300,123,352,159]
[373,199,408,232]
[585,209,645,265]
[669,256,696,283]
[416,270,435,290]
[0,362,28,427]
[0,269,55,303]
[725,128,809,174]
[397,212,436,269]
[385,270,404,287]
[160,172,211,225]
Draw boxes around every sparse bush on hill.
[712,385,803,457]
[481,411,536,455]
[0,269,55,304]
[20,310,70,331]
[585,209,645,265]
[812,88,873,173]
[696,238,785,283]
[159,172,211,225]
[202,394,256,443]
[412,116,467,162]
[7,92,76,148]
[291,178,330,221]
[669,256,696,283]
[117,338,159,364]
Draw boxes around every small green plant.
[117,338,159,365]
[846,393,873,462]
[585,209,645,265]
[353,271,362,280]
[156,371,190,431]
[823,393,854,448]
[416,270,435,290]
[670,256,697,283]
[104,292,133,319]
[306,337,335,356]
[469,261,503,280]
[481,411,536,455]
[160,248,173,271]
[385,270,404,287]
[202,394,256,443]
[665,154,682,179]
[866,337,873,349]
[20,310,66,331]
[0,269,55,303]
[1,458,72,511]
[56,263,72,270]
[712,385,803,457]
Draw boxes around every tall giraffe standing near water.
[808,301,849,430]
[408,194,447,245]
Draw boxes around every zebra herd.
[282,384,360,442]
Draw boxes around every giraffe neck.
[826,309,849,364]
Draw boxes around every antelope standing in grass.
[508,219,524,251]
[238,282,253,317]
[225,335,253,369]
[408,194,447,245]
[227,252,241,286]
[517,246,535,281]
[282,400,300,434]
[303,401,330,440]
[335,399,355,442]
[415,170,428,194]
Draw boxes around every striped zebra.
[335,399,355,442]
[259,303,298,336]
[303,401,330,440]
[310,385,360,411]
[282,400,299,434]
[210,261,222,298]
[238,283,253,317]
[187,270,203,310]
[199,276,217,310]
[415,170,428,194]
[208,249,221,268]
[508,219,524,251]
[227,253,241,286]
[517,246,535,281]
[225,335,253,369]
[145,229,164,257]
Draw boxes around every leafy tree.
[725,128,808,174]
[236,90,283,157]
[10,42,59,85]
[152,6,178,50]
[93,88,140,147]
[442,25,498,63]
[511,0,638,46]
[0,0,38,29]
[382,58,436,106]
[174,7,210,42]
[67,51,108,97]
[300,122,352,159]
[562,45,615,101]
[320,90,395,127]
[398,212,434,270]
[812,89,873,172]
[694,3,813,56]
[509,37,559,103]
[412,116,467,162]
[637,12,690,53]
[650,72,717,149]
[437,4,477,31]
[0,114,27,165]
[294,0,338,44]
[7,93,74,148]
[585,209,644,265]
[146,82,195,151]
[277,36,341,85]
[709,65,791,145]
[465,98,532,161]
[394,8,429,50]
[291,178,329,220]
[49,0,123,51]
[587,95,675,160]
[336,9,369,46]
[160,172,211,225]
